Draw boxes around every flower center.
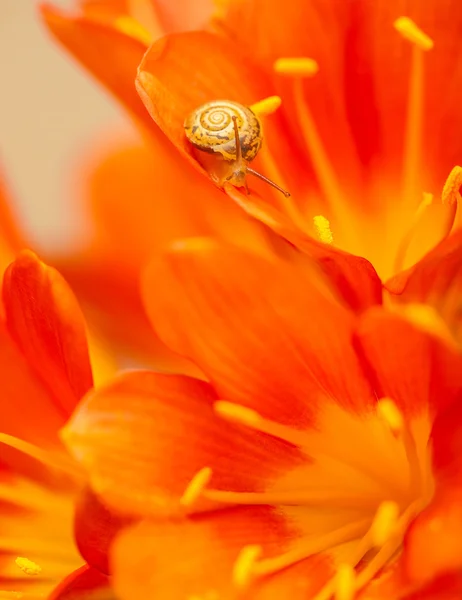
[180,399,434,598]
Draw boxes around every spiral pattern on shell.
[184,100,262,162]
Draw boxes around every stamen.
[214,401,305,447]
[442,166,462,205]
[393,192,433,273]
[376,399,422,495]
[15,557,41,576]
[232,545,261,588]
[274,58,319,76]
[354,501,422,592]
[179,467,212,508]
[394,17,434,50]
[370,501,399,547]
[334,564,356,600]
[252,519,371,578]
[394,18,433,207]
[313,215,334,244]
[273,58,349,225]
[441,166,461,233]
[0,433,83,481]
[249,96,282,118]
[377,398,404,435]
[203,487,381,510]
[113,16,153,46]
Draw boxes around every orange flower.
[61,238,462,598]
[40,0,462,351]
[0,241,115,598]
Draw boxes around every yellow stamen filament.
[251,519,371,578]
[354,501,422,592]
[334,564,355,600]
[377,398,404,435]
[394,18,433,207]
[370,501,399,547]
[179,467,212,507]
[249,96,282,118]
[313,215,334,244]
[0,433,83,481]
[214,401,306,447]
[274,58,319,76]
[393,192,433,273]
[215,401,403,493]
[394,17,434,51]
[397,303,457,350]
[376,399,422,495]
[113,16,153,46]
[15,557,41,576]
[274,59,350,226]
[232,545,261,588]
[204,488,381,510]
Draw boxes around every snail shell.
[184,100,262,163]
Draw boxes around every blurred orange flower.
[62,238,462,599]
[0,186,113,599]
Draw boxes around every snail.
[184,100,290,197]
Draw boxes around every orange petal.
[49,564,114,600]
[430,395,462,485]
[3,250,93,418]
[136,31,306,193]
[386,229,462,343]
[112,507,331,600]
[40,3,155,131]
[142,238,376,428]
[354,306,462,417]
[225,185,383,311]
[63,371,304,517]
[404,488,462,587]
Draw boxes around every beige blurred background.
[0,0,130,252]
[0,0,212,254]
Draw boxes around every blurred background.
[0,0,133,253]
[0,0,212,255]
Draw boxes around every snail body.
[184,100,289,196]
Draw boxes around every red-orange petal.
[49,563,115,600]
[112,507,331,600]
[136,30,307,194]
[3,250,93,418]
[404,488,462,587]
[142,238,376,428]
[354,306,462,417]
[225,185,383,311]
[386,229,462,343]
[63,370,304,517]
[74,487,133,574]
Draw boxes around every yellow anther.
[113,16,153,46]
[15,557,42,576]
[179,467,212,507]
[335,564,356,600]
[249,96,282,118]
[442,166,462,205]
[394,17,434,51]
[377,398,404,434]
[370,501,400,547]
[313,215,334,244]
[214,401,261,427]
[274,57,319,77]
[232,545,261,588]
